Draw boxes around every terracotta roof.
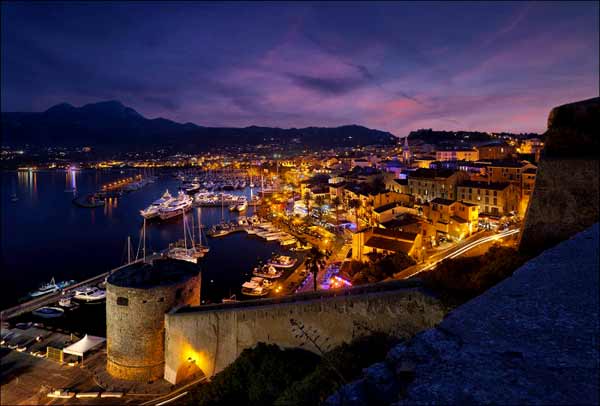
[364,236,414,253]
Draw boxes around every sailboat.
[167,210,202,264]
[194,208,210,254]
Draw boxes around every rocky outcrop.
[519,97,599,255]
[326,223,599,405]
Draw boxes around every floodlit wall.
[164,282,445,384]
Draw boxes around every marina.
[1,169,303,312]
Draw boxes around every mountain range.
[1,100,396,151]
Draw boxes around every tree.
[303,190,311,217]
[306,247,327,292]
[331,196,341,226]
[314,195,326,221]
[348,199,362,231]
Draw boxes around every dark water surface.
[1,169,286,310]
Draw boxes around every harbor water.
[1,169,289,311]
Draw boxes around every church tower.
[401,136,412,164]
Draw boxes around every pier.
[0,254,161,321]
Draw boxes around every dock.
[0,254,161,321]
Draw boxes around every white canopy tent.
[62,334,105,364]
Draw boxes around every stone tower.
[519,97,599,255]
[106,258,200,382]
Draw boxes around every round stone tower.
[106,257,200,382]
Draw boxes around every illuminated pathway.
[396,228,521,280]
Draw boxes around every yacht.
[29,277,75,297]
[241,277,272,297]
[168,247,201,264]
[159,191,193,220]
[73,286,106,302]
[140,190,174,219]
[58,295,80,311]
[183,182,201,194]
[252,264,284,279]
[268,255,298,269]
[237,200,248,212]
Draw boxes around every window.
[117,297,128,306]
[158,297,164,303]
[494,198,497,205]
[176,288,183,300]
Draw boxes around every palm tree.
[306,247,326,292]
[348,198,362,231]
[314,195,326,221]
[332,196,341,226]
[303,190,311,217]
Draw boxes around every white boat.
[73,287,106,302]
[58,296,80,311]
[29,277,59,297]
[241,277,272,297]
[252,264,284,279]
[140,190,174,219]
[237,200,248,212]
[268,255,298,268]
[32,306,65,318]
[159,191,193,220]
[168,247,200,264]
[265,233,285,241]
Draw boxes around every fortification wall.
[107,274,200,382]
[519,97,599,255]
[163,284,445,384]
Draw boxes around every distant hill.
[408,128,539,146]
[1,100,396,151]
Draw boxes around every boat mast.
[198,207,203,247]
[221,193,224,223]
[183,210,187,249]
[142,218,146,262]
[127,236,132,264]
[191,210,196,246]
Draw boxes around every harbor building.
[106,258,200,382]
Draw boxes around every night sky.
[1,2,598,136]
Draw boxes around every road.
[395,228,520,280]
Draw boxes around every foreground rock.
[327,223,599,405]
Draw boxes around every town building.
[456,181,520,217]
[422,198,479,243]
[487,160,537,185]
[435,148,479,162]
[520,167,537,215]
[352,227,422,263]
[476,142,515,160]
[407,168,469,203]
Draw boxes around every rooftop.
[374,202,400,213]
[107,257,199,289]
[458,180,511,190]
[409,168,456,179]
[430,197,455,206]
[364,236,414,253]
[372,227,418,241]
